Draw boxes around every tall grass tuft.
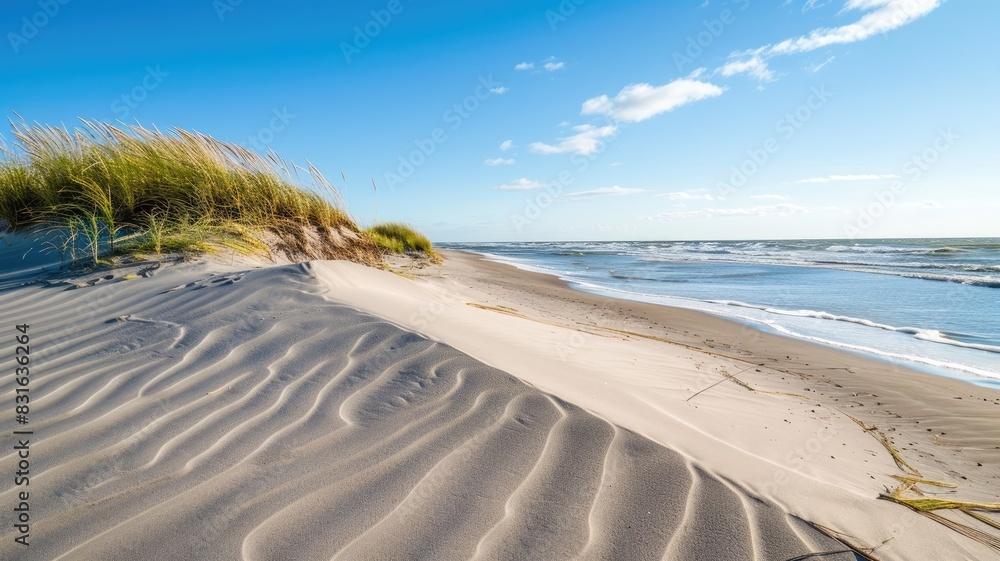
[0,119,427,265]
[366,222,434,255]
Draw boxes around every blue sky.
[3,0,997,241]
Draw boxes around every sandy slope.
[0,259,857,560]
[312,253,1000,560]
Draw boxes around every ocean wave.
[824,244,964,255]
[708,300,1000,354]
[812,259,1000,272]
[608,270,676,282]
[564,279,1000,378]
[870,270,1000,288]
[913,331,1000,353]
[761,322,1000,381]
[540,272,1000,359]
[638,255,1000,288]
[476,243,1000,288]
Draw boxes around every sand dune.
[311,255,1000,560]
[0,262,859,560]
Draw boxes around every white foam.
[763,321,1000,381]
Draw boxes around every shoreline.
[431,249,1000,399]
[452,247,1000,386]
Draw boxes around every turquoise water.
[442,239,1000,388]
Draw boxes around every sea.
[440,238,1000,389]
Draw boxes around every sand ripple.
[0,264,855,560]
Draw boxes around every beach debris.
[878,478,1000,551]
[802,520,890,560]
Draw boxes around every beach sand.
[0,249,997,559]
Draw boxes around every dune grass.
[366,222,434,255]
[0,119,432,265]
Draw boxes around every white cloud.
[656,191,716,201]
[581,78,725,123]
[648,204,810,220]
[528,124,619,156]
[484,158,515,166]
[515,62,534,71]
[808,55,836,72]
[499,140,513,151]
[719,55,775,81]
[687,67,708,79]
[772,0,939,55]
[497,178,544,191]
[750,194,789,200]
[919,200,944,209]
[530,74,721,158]
[786,0,836,12]
[490,86,509,94]
[793,173,898,183]
[544,61,565,71]
[723,0,940,80]
[564,186,645,201]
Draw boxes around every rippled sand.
[0,263,855,560]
